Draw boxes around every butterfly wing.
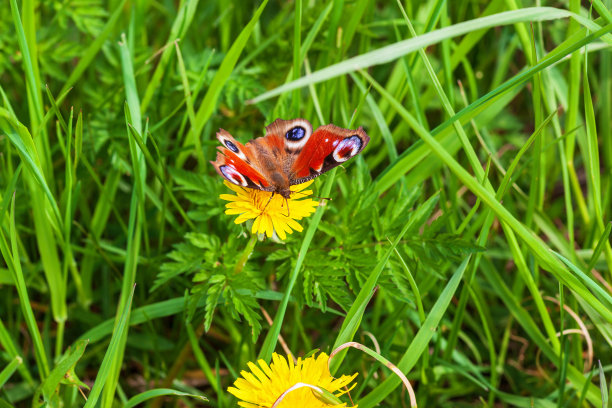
[211,120,369,193]
[289,124,369,185]
[263,118,314,155]
[210,129,273,190]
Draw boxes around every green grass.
[1,0,612,406]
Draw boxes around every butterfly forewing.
[211,130,271,190]
[264,118,314,154]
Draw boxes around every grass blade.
[124,389,207,408]
[83,285,135,408]
[179,0,269,164]
[330,193,439,374]
[358,256,471,407]
[0,356,22,389]
[249,8,603,104]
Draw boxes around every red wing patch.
[212,148,270,188]
[291,125,369,179]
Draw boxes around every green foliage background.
[1,0,611,406]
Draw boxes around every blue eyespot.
[286,126,306,141]
[225,140,239,153]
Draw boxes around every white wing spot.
[220,165,248,187]
[333,136,362,163]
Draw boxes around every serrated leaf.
[204,276,225,331]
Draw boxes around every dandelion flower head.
[228,352,358,408]
[220,180,318,240]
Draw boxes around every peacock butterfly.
[211,118,370,199]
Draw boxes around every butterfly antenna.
[291,190,332,201]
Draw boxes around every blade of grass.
[291,0,302,115]
[0,195,49,379]
[0,356,22,389]
[0,111,67,356]
[126,124,195,230]
[360,46,612,325]
[249,8,606,104]
[587,222,612,272]
[599,361,609,408]
[10,0,43,126]
[583,49,612,273]
[174,41,204,169]
[446,109,557,357]
[358,256,470,408]
[372,20,612,191]
[140,0,201,113]
[0,110,62,226]
[101,33,147,408]
[552,252,612,310]
[35,340,88,406]
[329,193,439,374]
[0,318,33,385]
[125,389,207,408]
[83,285,135,408]
[482,258,600,404]
[178,0,269,165]
[185,321,221,399]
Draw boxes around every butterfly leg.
[279,196,290,217]
[284,197,290,218]
[263,192,275,211]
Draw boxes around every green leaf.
[330,193,440,374]
[34,340,88,406]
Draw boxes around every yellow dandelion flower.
[228,352,358,408]
[220,181,318,240]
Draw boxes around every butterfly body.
[211,118,369,198]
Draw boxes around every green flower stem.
[234,233,258,275]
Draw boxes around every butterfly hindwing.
[290,124,370,185]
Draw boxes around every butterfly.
[211,118,370,199]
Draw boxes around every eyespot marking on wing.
[332,135,363,162]
[284,126,310,151]
[225,140,239,153]
[266,119,312,152]
[217,130,248,161]
[220,165,248,187]
[286,126,306,141]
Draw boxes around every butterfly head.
[278,187,293,199]
[268,172,292,199]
